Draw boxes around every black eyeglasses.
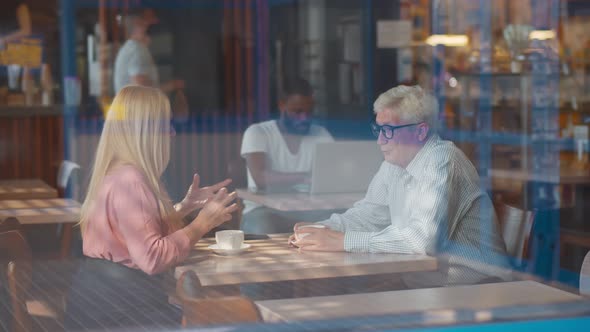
[370,122,422,139]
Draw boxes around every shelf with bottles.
[447,66,588,105]
[443,73,589,140]
[443,100,526,134]
[441,126,582,147]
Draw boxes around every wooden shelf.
[0,105,63,118]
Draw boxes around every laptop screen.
[311,141,383,194]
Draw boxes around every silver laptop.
[310,141,383,194]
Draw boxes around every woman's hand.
[183,188,238,243]
[176,174,232,216]
[195,187,238,229]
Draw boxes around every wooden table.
[0,198,80,224]
[0,179,58,200]
[0,198,81,258]
[256,280,582,323]
[175,234,437,286]
[236,188,365,212]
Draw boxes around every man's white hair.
[373,85,439,132]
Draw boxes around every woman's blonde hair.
[80,85,178,231]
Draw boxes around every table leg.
[60,224,73,259]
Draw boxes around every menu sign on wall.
[0,37,43,68]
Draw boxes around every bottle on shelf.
[21,67,36,106]
[40,64,54,106]
[573,125,589,170]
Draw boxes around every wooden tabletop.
[489,168,590,185]
[256,280,582,323]
[174,234,437,286]
[0,179,58,200]
[0,198,81,224]
[236,189,365,211]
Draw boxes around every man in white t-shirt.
[114,8,184,94]
[240,78,334,234]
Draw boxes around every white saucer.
[208,243,251,256]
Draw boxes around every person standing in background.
[0,0,32,93]
[0,0,31,48]
[113,8,184,94]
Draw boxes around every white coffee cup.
[215,230,244,250]
[294,224,326,241]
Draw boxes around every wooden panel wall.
[0,115,64,188]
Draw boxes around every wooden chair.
[560,230,590,250]
[1,218,33,332]
[1,218,66,332]
[176,270,261,327]
[581,251,590,296]
[56,160,81,199]
[0,217,22,233]
[23,160,81,259]
[493,201,536,267]
[559,207,590,266]
[57,160,82,257]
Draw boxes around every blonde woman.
[65,85,237,330]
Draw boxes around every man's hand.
[291,227,345,252]
[287,222,314,246]
[176,174,232,216]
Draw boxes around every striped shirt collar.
[405,134,440,178]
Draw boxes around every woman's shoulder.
[103,165,157,207]
[106,164,148,186]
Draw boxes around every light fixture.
[449,77,458,88]
[425,34,468,47]
[529,30,556,40]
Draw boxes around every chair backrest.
[6,262,31,332]
[0,217,22,233]
[494,202,536,262]
[0,218,33,332]
[581,251,590,296]
[57,160,81,198]
[176,271,261,327]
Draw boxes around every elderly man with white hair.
[290,85,512,286]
